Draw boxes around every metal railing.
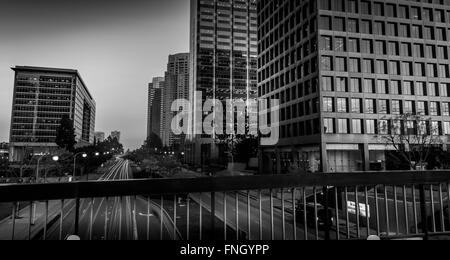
[0,171,449,240]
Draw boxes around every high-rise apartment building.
[162,53,189,148]
[9,66,96,162]
[147,77,165,141]
[187,0,258,165]
[258,0,450,174]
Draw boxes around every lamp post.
[73,152,87,181]
[32,154,59,224]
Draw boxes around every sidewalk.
[0,200,64,240]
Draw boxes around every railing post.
[210,192,216,239]
[419,185,429,241]
[323,186,331,240]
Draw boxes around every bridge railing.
[0,171,449,240]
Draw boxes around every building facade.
[162,53,189,148]
[0,143,9,161]
[258,0,450,174]
[187,0,258,166]
[147,77,165,141]
[9,66,96,162]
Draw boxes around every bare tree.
[377,113,443,170]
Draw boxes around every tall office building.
[9,66,96,162]
[258,0,450,174]
[162,53,189,148]
[187,0,258,165]
[147,77,165,141]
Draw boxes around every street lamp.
[73,152,87,181]
[32,154,59,224]
[36,154,59,183]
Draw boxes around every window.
[375,41,386,55]
[388,42,399,56]
[323,97,334,112]
[366,120,376,134]
[335,57,347,72]
[417,102,426,115]
[401,62,412,76]
[361,20,372,34]
[319,16,332,30]
[414,44,424,58]
[404,101,414,114]
[322,76,333,92]
[403,81,414,95]
[416,82,426,96]
[320,36,332,51]
[333,17,346,31]
[337,98,348,113]
[365,99,376,114]
[390,80,401,95]
[351,99,362,113]
[361,1,371,15]
[444,122,450,135]
[321,56,333,71]
[324,118,334,134]
[440,84,449,97]
[349,58,360,73]
[336,77,348,92]
[379,120,389,135]
[379,100,389,114]
[400,43,411,56]
[415,63,425,77]
[392,100,401,114]
[443,103,450,117]
[348,19,359,33]
[377,80,387,94]
[387,23,398,37]
[430,102,440,116]
[334,37,346,52]
[362,59,374,73]
[386,4,396,17]
[399,5,409,19]
[428,83,438,97]
[389,61,400,75]
[348,38,360,52]
[363,79,374,93]
[374,21,385,35]
[352,119,362,134]
[376,60,387,74]
[337,119,349,134]
[361,39,373,54]
[350,78,361,93]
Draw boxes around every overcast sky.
[0,0,190,150]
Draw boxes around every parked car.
[296,203,335,230]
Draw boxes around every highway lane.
[42,159,179,240]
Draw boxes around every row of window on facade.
[321,56,450,78]
[319,0,450,22]
[322,97,450,117]
[322,118,450,136]
[320,36,449,59]
[320,15,450,41]
[322,76,450,96]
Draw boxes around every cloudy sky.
[0,0,190,150]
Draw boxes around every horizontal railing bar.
[0,171,450,203]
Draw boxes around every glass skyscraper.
[187,0,258,166]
